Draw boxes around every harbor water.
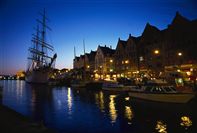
[0,80,196,133]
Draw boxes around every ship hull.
[25,69,50,84]
[128,92,195,103]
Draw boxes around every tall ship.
[26,9,57,83]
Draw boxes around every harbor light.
[139,56,144,61]
[154,50,160,55]
[186,71,191,76]
[178,52,182,56]
[125,97,130,101]
[180,116,192,128]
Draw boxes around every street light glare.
[178,52,182,56]
[125,60,129,64]
[154,50,159,54]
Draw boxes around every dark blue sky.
[0,0,197,75]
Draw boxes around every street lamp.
[110,59,113,63]
[125,60,129,64]
[154,50,160,55]
[178,52,182,56]
[177,52,183,65]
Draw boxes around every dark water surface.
[0,80,196,133]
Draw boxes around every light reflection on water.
[124,106,133,122]
[67,87,72,115]
[95,91,105,112]
[180,116,192,129]
[155,121,167,133]
[0,80,196,133]
[109,95,117,123]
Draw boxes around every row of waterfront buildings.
[73,12,197,80]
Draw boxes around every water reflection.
[1,80,196,133]
[95,91,105,112]
[180,116,192,129]
[67,87,72,115]
[109,95,117,123]
[155,121,167,133]
[16,80,24,101]
[124,106,133,123]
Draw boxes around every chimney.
[105,45,106,47]
[110,45,112,49]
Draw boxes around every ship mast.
[36,8,53,66]
[28,8,55,70]
[83,39,86,81]
[74,46,76,58]
[41,8,46,63]
[36,25,39,62]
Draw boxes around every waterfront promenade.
[0,104,54,133]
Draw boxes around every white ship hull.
[25,69,50,84]
[128,92,195,103]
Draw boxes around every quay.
[0,104,54,133]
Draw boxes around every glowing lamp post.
[177,52,183,65]
[178,52,182,56]
[154,50,160,55]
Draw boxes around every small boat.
[102,81,131,91]
[71,80,86,88]
[128,85,195,103]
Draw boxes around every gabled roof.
[99,45,115,56]
[142,22,160,37]
[171,11,190,26]
[74,56,80,61]
[128,34,141,44]
[80,55,85,59]
[87,50,96,61]
[118,38,127,48]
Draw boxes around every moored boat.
[102,81,131,91]
[70,80,86,88]
[25,9,57,84]
[128,85,195,103]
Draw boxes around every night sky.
[0,0,197,75]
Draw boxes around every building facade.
[95,45,115,79]
[73,12,197,80]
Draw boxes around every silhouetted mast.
[28,8,54,68]
[74,46,76,58]
[83,39,86,81]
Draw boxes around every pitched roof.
[99,45,115,56]
[128,35,141,44]
[118,38,127,48]
[87,51,96,61]
[74,56,80,61]
[142,22,160,36]
[171,11,190,26]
